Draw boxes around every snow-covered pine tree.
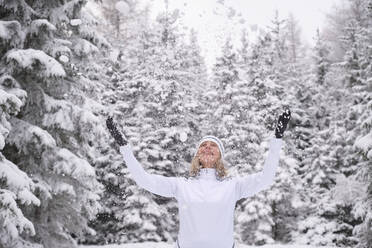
[211,36,239,137]
[231,22,296,244]
[181,29,209,102]
[262,12,301,216]
[173,28,209,162]
[232,33,274,246]
[0,19,40,247]
[267,10,288,78]
[313,29,330,86]
[131,8,202,242]
[83,2,154,244]
[290,3,372,244]
[339,1,372,245]
[288,26,335,246]
[0,1,109,247]
[90,1,174,244]
[207,36,274,245]
[89,3,208,243]
[286,13,302,64]
[238,28,250,66]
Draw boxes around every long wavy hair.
[189,154,229,180]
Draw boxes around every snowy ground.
[81,242,335,248]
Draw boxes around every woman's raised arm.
[106,116,178,198]
[235,137,283,201]
[235,109,290,201]
[119,144,178,198]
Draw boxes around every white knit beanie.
[194,135,225,159]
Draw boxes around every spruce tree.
[89,4,209,243]
[0,1,108,247]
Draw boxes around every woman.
[106,109,291,248]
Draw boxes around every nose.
[204,145,215,154]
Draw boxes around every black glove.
[106,116,127,146]
[275,109,291,138]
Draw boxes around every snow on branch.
[0,189,36,244]
[78,107,106,136]
[7,117,57,155]
[0,75,27,150]
[354,132,372,159]
[5,49,66,77]
[29,19,56,36]
[73,38,99,57]
[49,0,85,25]
[0,74,21,88]
[78,9,110,49]
[0,20,21,40]
[42,93,74,131]
[43,38,72,63]
[0,152,40,245]
[79,28,110,49]
[53,148,96,179]
[80,8,98,25]
[0,0,38,22]
[0,20,24,48]
[53,182,76,197]
[331,174,366,206]
[0,157,40,206]
[0,87,24,116]
[41,93,106,143]
[2,117,99,203]
[70,19,82,26]
[0,120,10,150]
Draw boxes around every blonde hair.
[189,155,229,180]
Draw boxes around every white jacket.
[119,137,283,248]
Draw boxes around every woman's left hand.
[275,108,291,138]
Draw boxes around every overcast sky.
[140,0,342,68]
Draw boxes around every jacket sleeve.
[235,138,283,201]
[119,144,178,198]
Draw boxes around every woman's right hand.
[106,116,127,146]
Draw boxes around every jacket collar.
[199,168,217,179]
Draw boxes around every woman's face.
[197,141,221,168]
